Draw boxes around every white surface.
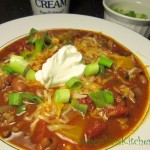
[0,14,150,150]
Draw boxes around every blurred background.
[0,0,104,24]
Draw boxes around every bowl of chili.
[0,14,150,150]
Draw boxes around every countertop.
[0,0,104,24]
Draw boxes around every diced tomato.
[86,121,106,140]
[105,106,128,117]
[31,119,47,144]
[110,43,119,52]
[107,40,119,53]
[8,38,29,54]
[77,96,95,111]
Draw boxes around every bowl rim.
[102,0,150,22]
[0,13,150,150]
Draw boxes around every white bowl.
[0,14,150,150]
[103,0,150,38]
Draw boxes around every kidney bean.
[2,130,12,138]
[37,137,58,150]
[11,76,27,91]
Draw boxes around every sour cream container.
[30,0,70,15]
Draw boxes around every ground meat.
[0,110,16,127]
[12,126,20,133]
[138,75,147,84]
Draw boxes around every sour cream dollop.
[35,45,86,88]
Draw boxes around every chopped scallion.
[35,39,44,52]
[9,55,35,80]
[9,92,22,106]
[8,92,43,115]
[8,92,43,106]
[71,99,88,116]
[17,105,27,114]
[28,36,37,43]
[112,8,148,19]
[84,62,99,76]
[99,64,105,75]
[28,28,38,43]
[136,13,148,19]
[29,28,38,37]
[28,29,53,52]
[89,91,106,107]
[98,56,113,68]
[22,93,43,103]
[89,89,114,108]
[21,51,34,59]
[25,68,35,80]
[10,55,29,75]
[2,64,14,75]
[66,77,83,90]
[43,34,52,48]
[102,90,114,105]
[54,89,70,104]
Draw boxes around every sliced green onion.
[28,29,53,52]
[25,68,35,80]
[9,92,43,115]
[99,64,105,75]
[22,93,43,103]
[89,91,106,108]
[84,62,99,76]
[10,55,29,75]
[21,51,34,59]
[28,28,38,43]
[54,89,70,104]
[2,64,14,75]
[66,77,83,90]
[17,105,27,114]
[29,28,38,37]
[28,36,37,43]
[9,55,35,80]
[35,39,44,52]
[124,10,135,17]
[102,90,114,105]
[71,99,88,116]
[9,92,22,106]
[136,13,148,19]
[89,89,114,108]
[43,34,52,48]
[98,56,113,68]
[112,8,148,19]
[9,92,43,106]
